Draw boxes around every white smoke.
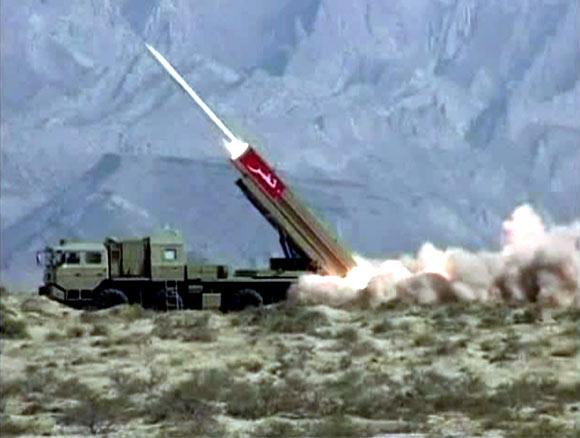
[289,205,580,308]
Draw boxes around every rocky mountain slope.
[1,0,579,287]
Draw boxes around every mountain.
[1,0,578,288]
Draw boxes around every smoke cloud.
[289,205,580,308]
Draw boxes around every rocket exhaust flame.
[224,139,250,160]
[290,205,580,308]
[145,44,249,159]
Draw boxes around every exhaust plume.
[289,204,580,308]
[146,44,249,159]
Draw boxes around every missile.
[146,44,356,276]
[145,44,248,158]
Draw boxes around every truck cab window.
[85,252,103,264]
[163,248,177,261]
[64,252,80,265]
[54,251,64,265]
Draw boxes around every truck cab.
[38,241,109,304]
[38,231,192,308]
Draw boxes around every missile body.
[146,45,356,276]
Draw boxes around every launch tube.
[233,146,355,276]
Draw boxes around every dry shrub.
[307,415,366,438]
[485,330,521,363]
[19,297,50,315]
[89,323,110,337]
[1,379,21,413]
[224,380,274,419]
[240,304,329,334]
[108,304,150,322]
[319,369,487,424]
[490,376,580,415]
[0,415,31,436]
[430,303,477,332]
[0,301,29,339]
[154,368,329,423]
[153,312,216,342]
[18,368,57,401]
[272,343,316,378]
[251,418,304,437]
[111,367,166,398]
[350,339,380,357]
[122,304,151,321]
[342,373,579,432]
[60,391,130,435]
[44,330,65,341]
[476,305,512,328]
[110,371,147,396]
[79,310,101,324]
[412,331,437,347]
[147,368,227,435]
[434,337,469,356]
[506,417,577,438]
[153,318,210,342]
[150,368,230,419]
[336,327,359,343]
[550,341,578,358]
[371,318,395,334]
[66,324,85,338]
[20,401,44,416]
[226,372,335,419]
[553,307,580,322]
[228,358,263,373]
[6,369,92,409]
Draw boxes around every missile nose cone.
[145,43,161,59]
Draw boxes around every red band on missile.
[236,148,286,199]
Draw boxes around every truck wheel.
[95,288,129,309]
[229,289,263,311]
[153,290,184,311]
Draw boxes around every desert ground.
[1,290,579,437]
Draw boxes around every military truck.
[37,229,309,311]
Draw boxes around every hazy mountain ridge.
[1,0,578,287]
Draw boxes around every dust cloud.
[289,205,580,308]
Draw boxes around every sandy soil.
[1,291,579,437]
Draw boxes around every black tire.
[95,288,129,309]
[228,289,263,311]
[153,290,184,311]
